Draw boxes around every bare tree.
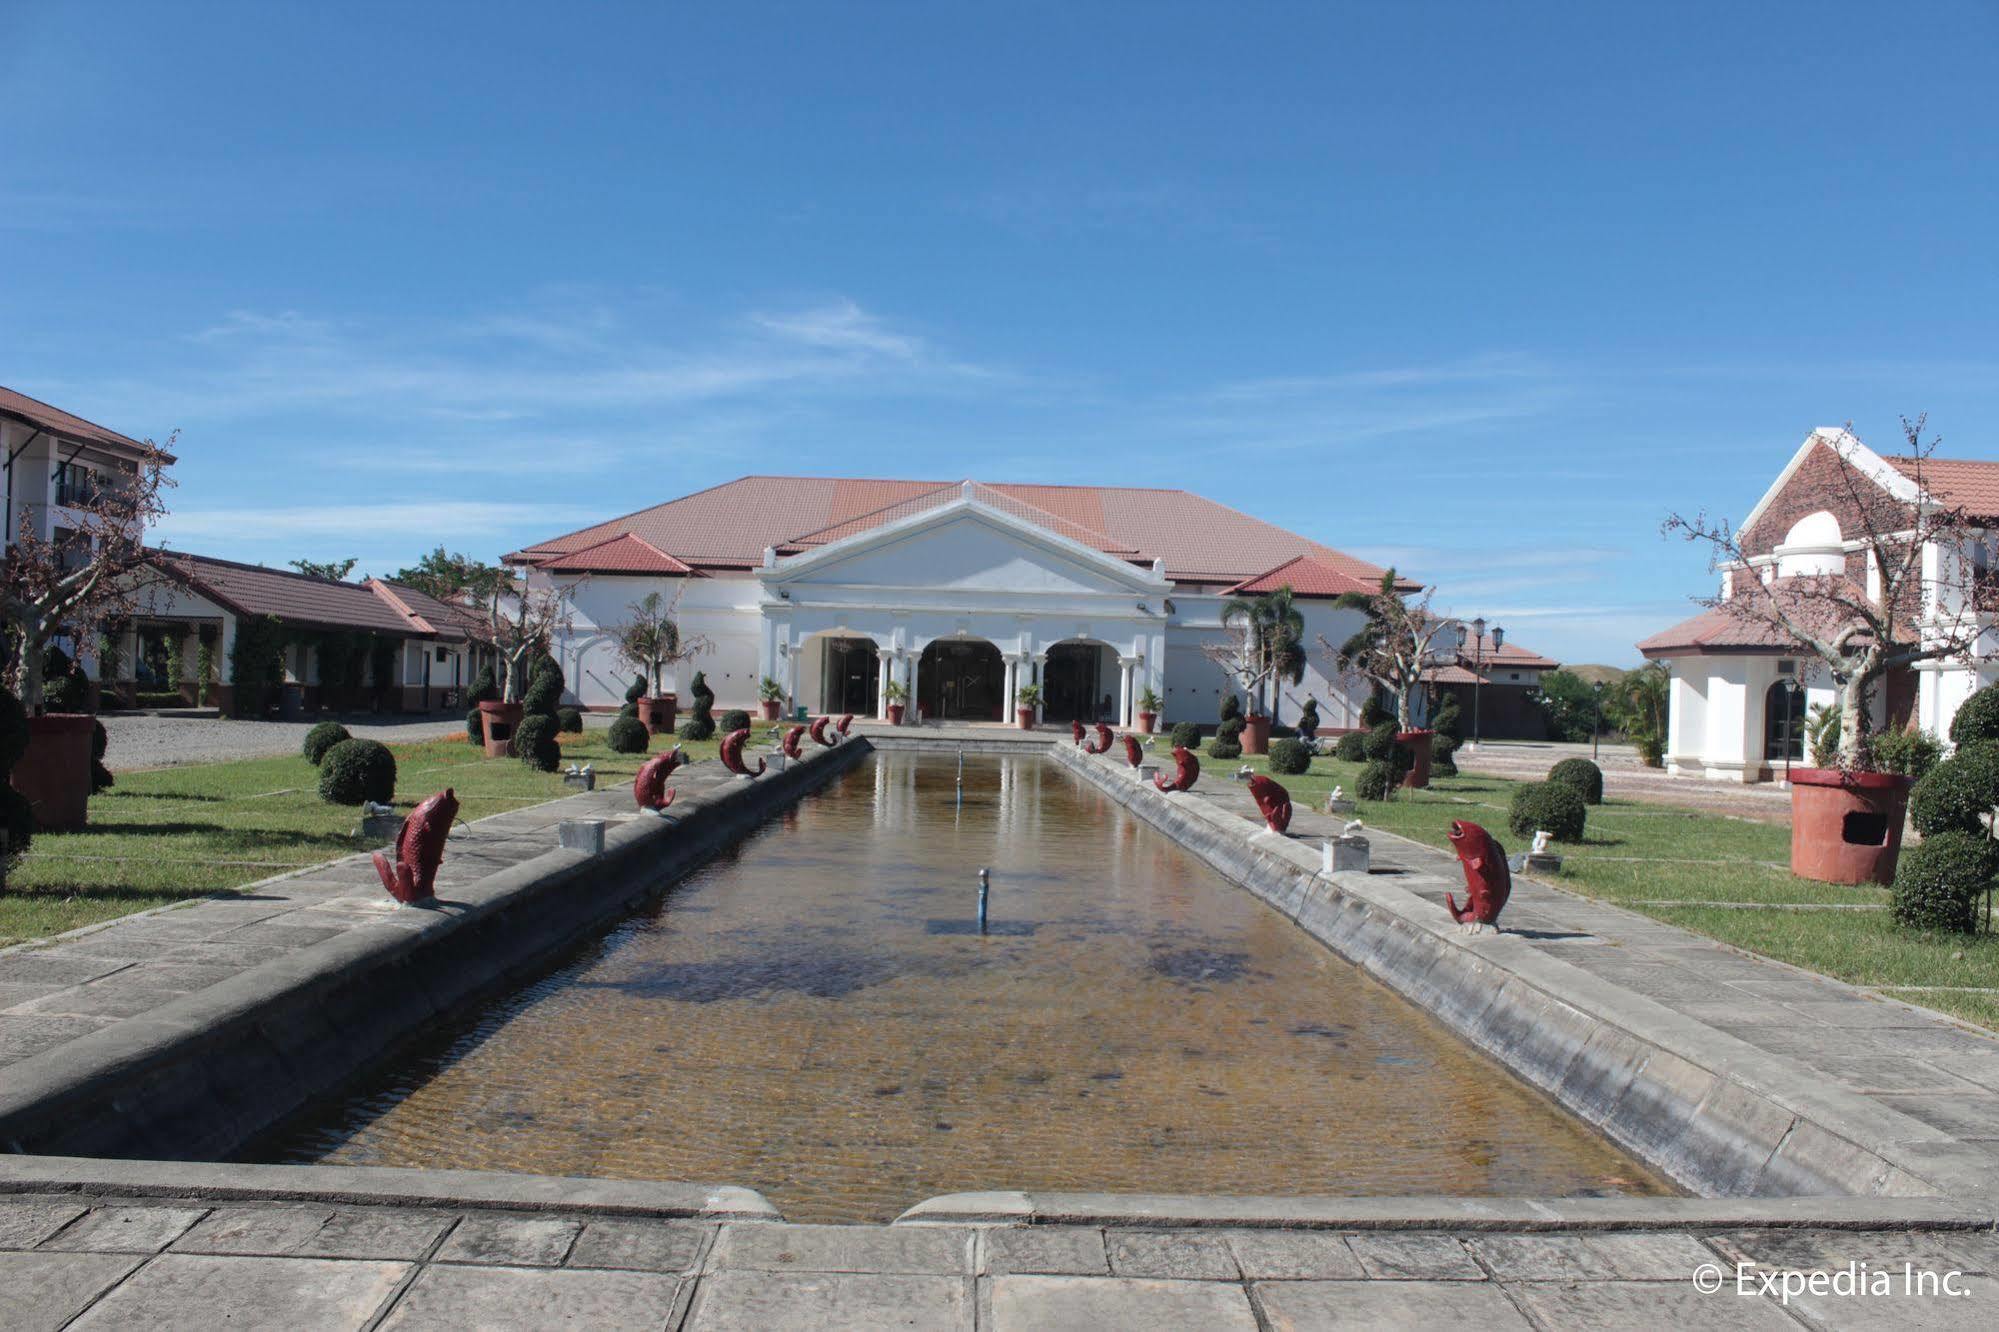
[1201,585,1305,722]
[1663,416,1986,767]
[473,573,579,702]
[1320,570,1458,728]
[2,436,178,710]
[611,586,712,695]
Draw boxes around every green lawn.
[1236,752,1999,1032]
[5,729,720,947]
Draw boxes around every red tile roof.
[0,385,175,463]
[364,578,482,641]
[1225,555,1375,598]
[533,532,696,575]
[1885,458,1999,519]
[151,551,462,638]
[1637,577,1878,657]
[510,475,1398,585]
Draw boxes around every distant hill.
[1565,663,1629,686]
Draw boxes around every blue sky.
[5,2,1995,665]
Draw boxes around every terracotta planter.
[1789,768,1911,885]
[12,713,94,831]
[760,699,782,721]
[1016,706,1035,730]
[1137,711,1157,734]
[636,694,677,736]
[886,702,905,726]
[1241,713,1271,755]
[1398,729,1435,789]
[476,700,524,758]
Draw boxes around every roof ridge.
[964,481,1137,552]
[779,481,965,546]
[0,383,145,449]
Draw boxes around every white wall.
[541,571,764,711]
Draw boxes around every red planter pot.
[886,702,905,726]
[636,694,677,737]
[1241,713,1271,755]
[1016,707,1035,730]
[760,699,782,721]
[1398,730,1435,789]
[12,713,94,831]
[477,700,524,758]
[1136,711,1157,734]
[1789,768,1912,886]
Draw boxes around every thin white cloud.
[751,299,924,360]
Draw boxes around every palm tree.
[1220,585,1306,725]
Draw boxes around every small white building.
[1638,427,1999,782]
[510,476,1413,727]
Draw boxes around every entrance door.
[1044,642,1109,723]
[1764,679,1807,761]
[917,640,1005,720]
[820,638,880,716]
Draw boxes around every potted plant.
[1014,682,1042,730]
[1321,568,1461,791]
[1205,586,1304,756]
[1136,686,1161,734]
[1664,419,1989,884]
[611,589,710,737]
[884,678,908,726]
[758,675,786,721]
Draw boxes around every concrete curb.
[1051,745,1982,1202]
[0,1154,780,1220]
[0,740,871,1161]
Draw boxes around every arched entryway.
[1764,677,1807,761]
[1043,639,1116,723]
[918,639,1005,721]
[804,633,881,717]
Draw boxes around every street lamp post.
[1466,618,1503,750]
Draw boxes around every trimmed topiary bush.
[678,671,716,740]
[514,714,561,772]
[1268,737,1311,775]
[90,719,114,792]
[1356,759,1397,801]
[303,721,352,765]
[608,714,650,754]
[1910,740,1999,838]
[1360,693,1392,729]
[1892,829,1998,933]
[1548,757,1604,805]
[0,686,30,890]
[318,738,397,805]
[1431,747,1458,778]
[720,708,751,735]
[467,664,498,706]
[1334,731,1367,762]
[1208,714,1245,759]
[1509,781,1587,842]
[522,653,564,720]
[557,707,584,733]
[1170,721,1201,749]
[1219,692,1243,725]
[624,674,647,706]
[1295,697,1320,736]
[465,708,484,745]
[1360,720,1399,761]
[1950,683,1999,747]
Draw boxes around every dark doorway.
[1044,642,1111,723]
[918,639,1005,720]
[819,637,880,717]
[1764,678,1807,761]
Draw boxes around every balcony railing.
[55,479,102,508]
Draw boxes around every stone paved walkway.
[3,1193,1995,1329]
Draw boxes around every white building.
[510,477,1413,727]
[1638,428,1999,782]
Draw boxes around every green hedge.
[608,715,651,754]
[1509,781,1587,842]
[1268,737,1311,774]
[1950,684,1999,746]
[1548,757,1604,805]
[303,721,351,766]
[1334,732,1367,762]
[1892,829,1998,934]
[318,738,397,805]
[1170,721,1201,749]
[720,708,751,735]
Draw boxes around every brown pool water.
[261,752,1668,1221]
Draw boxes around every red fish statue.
[1153,746,1200,793]
[372,788,458,905]
[1071,718,1086,745]
[634,752,679,813]
[719,727,766,778]
[836,713,853,735]
[1082,723,1113,754]
[810,715,838,747]
[1121,734,1143,768]
[782,724,806,758]
[1247,774,1293,834]
[1446,820,1512,932]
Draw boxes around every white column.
[903,652,918,724]
[1118,657,1135,726]
[783,641,798,715]
[876,650,893,720]
[1002,657,1017,716]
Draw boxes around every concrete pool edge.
[0,738,871,1161]
[1050,744,1988,1205]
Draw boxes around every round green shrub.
[678,715,716,741]
[302,721,352,766]
[318,738,396,805]
[608,714,651,754]
[1892,829,1998,933]
[514,714,561,772]
[1509,781,1587,842]
[1334,731,1367,762]
[1268,737,1311,775]
[1170,721,1201,749]
[1356,759,1397,801]
[720,708,751,734]
[1207,734,1243,760]
[1951,684,1999,747]
[90,718,114,792]
[1909,740,1999,838]
[557,706,584,734]
[1548,757,1604,805]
